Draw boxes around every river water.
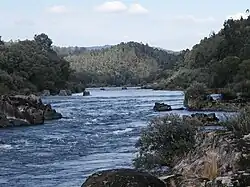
[0,88,229,187]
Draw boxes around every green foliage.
[169,16,250,90]
[133,114,196,170]
[0,34,71,94]
[233,80,250,98]
[220,88,237,100]
[222,107,250,136]
[66,42,181,86]
[185,82,207,99]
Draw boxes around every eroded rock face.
[81,169,165,187]
[0,94,62,128]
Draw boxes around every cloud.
[128,3,148,14]
[47,5,69,14]
[175,15,215,23]
[95,1,127,13]
[226,12,248,20]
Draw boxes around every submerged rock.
[81,169,165,187]
[153,102,172,112]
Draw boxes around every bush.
[233,80,250,98]
[222,107,250,136]
[184,82,207,108]
[220,88,237,100]
[133,114,197,170]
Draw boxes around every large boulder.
[81,169,165,187]
[153,102,172,112]
[0,94,62,127]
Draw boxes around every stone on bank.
[81,169,165,187]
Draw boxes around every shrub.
[133,114,197,170]
[184,82,207,108]
[233,80,250,98]
[222,107,250,136]
[220,88,237,101]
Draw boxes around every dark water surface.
[0,88,229,187]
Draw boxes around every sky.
[0,0,249,51]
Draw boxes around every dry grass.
[202,150,218,181]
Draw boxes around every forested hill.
[0,34,73,94]
[65,42,184,86]
[162,15,250,92]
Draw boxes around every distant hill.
[85,45,112,51]
[65,42,183,86]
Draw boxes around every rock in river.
[153,102,172,112]
[58,90,72,96]
[0,94,62,128]
[81,169,165,187]
[83,91,90,96]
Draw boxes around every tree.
[0,36,4,45]
[34,33,52,51]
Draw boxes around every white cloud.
[226,12,248,20]
[95,1,127,13]
[47,5,69,14]
[175,15,215,23]
[128,3,148,14]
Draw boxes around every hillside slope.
[65,42,183,86]
[163,16,250,93]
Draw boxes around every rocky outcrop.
[81,169,165,187]
[0,94,62,128]
[153,102,172,111]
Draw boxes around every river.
[0,87,229,187]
